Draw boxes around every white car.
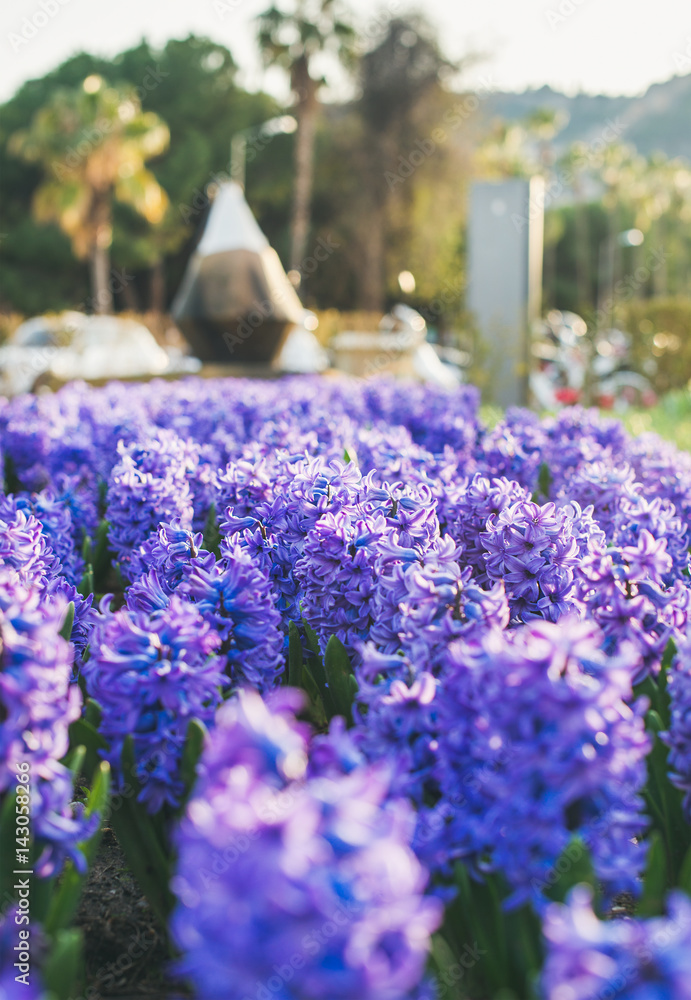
[0,312,199,396]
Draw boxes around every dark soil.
[74,827,183,999]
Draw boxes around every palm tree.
[9,74,169,313]
[357,16,453,310]
[257,0,355,274]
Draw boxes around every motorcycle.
[529,310,656,410]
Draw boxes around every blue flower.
[82,595,225,812]
[0,569,96,876]
[541,886,691,1000]
[106,435,194,580]
[186,544,284,691]
[171,688,441,1000]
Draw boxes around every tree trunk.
[88,196,113,314]
[290,60,319,273]
[89,243,113,314]
[121,278,139,312]
[150,258,166,314]
[355,129,396,312]
[357,202,386,311]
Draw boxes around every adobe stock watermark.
[385,76,496,192]
[582,902,691,1000]
[178,117,289,225]
[223,235,340,357]
[77,266,134,315]
[8,0,75,53]
[66,927,162,1000]
[359,275,466,379]
[422,942,487,999]
[51,66,168,181]
[590,247,668,329]
[672,36,691,72]
[511,117,627,232]
[193,783,305,891]
[240,895,378,1000]
[529,780,644,896]
[212,0,243,19]
[544,0,590,30]
[353,0,402,55]
[179,170,231,226]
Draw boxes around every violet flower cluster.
[355,619,650,908]
[82,594,226,812]
[2,374,691,995]
[106,433,195,580]
[171,689,442,1000]
[480,499,582,623]
[541,886,691,1000]
[0,496,96,661]
[663,632,691,822]
[574,529,690,680]
[0,569,96,876]
[127,519,284,692]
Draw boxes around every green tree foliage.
[0,37,280,316]
[257,0,356,272]
[0,24,476,328]
[10,75,170,313]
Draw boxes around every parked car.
[0,312,199,396]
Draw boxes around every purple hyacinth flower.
[541,886,691,1000]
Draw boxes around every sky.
[1,0,691,104]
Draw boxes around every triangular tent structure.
[172,182,303,364]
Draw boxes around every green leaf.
[3,453,21,495]
[77,564,94,598]
[42,928,84,1000]
[446,864,508,994]
[180,718,207,805]
[661,637,676,675]
[45,761,111,935]
[63,744,87,779]
[298,663,329,729]
[301,620,335,714]
[68,718,108,781]
[81,533,92,564]
[78,531,95,596]
[58,601,75,641]
[638,831,668,917]
[302,619,322,658]
[84,698,103,729]
[0,787,20,905]
[324,634,357,724]
[429,932,462,1000]
[678,841,691,896]
[543,836,597,905]
[288,621,303,688]
[537,461,552,500]
[92,519,112,590]
[203,503,221,557]
[642,708,691,884]
[306,655,335,717]
[657,639,675,726]
[108,736,174,926]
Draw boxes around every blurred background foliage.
[2,16,691,391]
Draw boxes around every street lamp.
[230,115,297,191]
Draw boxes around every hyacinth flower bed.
[4,376,691,1000]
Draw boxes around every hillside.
[481,74,691,160]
